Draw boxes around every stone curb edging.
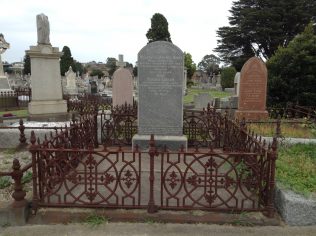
[274,185,316,226]
[263,136,316,144]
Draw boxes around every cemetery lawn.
[184,88,230,104]
[0,109,28,117]
[277,143,316,197]
[248,122,316,138]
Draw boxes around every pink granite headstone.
[112,68,133,106]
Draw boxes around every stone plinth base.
[28,100,68,121]
[132,135,187,151]
[0,200,29,226]
[235,110,268,121]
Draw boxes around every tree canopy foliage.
[146,13,172,43]
[60,46,76,76]
[23,54,31,75]
[90,68,104,79]
[215,0,316,70]
[197,54,220,76]
[220,67,236,90]
[267,23,316,106]
[106,57,117,76]
[184,52,196,79]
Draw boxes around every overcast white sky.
[1,0,233,65]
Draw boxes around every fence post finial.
[11,158,27,207]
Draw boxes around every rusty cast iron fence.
[28,132,277,217]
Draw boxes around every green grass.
[184,88,230,104]
[0,109,28,117]
[277,143,316,197]
[85,214,109,227]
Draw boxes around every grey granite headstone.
[0,76,11,90]
[229,96,239,109]
[220,98,230,109]
[213,97,221,108]
[234,72,240,95]
[194,93,213,109]
[133,41,187,150]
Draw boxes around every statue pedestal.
[26,45,67,120]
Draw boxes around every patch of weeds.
[144,218,164,224]
[0,176,11,189]
[2,159,10,165]
[1,222,11,228]
[231,219,254,226]
[85,214,109,227]
[230,211,254,226]
[248,121,316,138]
[22,171,32,184]
[2,148,19,155]
[22,155,30,160]
[277,143,316,197]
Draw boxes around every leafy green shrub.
[85,214,109,227]
[186,80,194,88]
[267,23,316,107]
[22,171,32,184]
[0,176,11,189]
[220,67,236,90]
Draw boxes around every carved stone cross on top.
[116,54,126,68]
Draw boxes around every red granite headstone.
[235,57,268,120]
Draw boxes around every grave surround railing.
[0,94,277,218]
[28,133,277,217]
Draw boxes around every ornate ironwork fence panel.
[34,148,143,209]
[159,150,267,212]
[100,103,138,146]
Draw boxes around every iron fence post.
[30,131,39,214]
[276,115,281,138]
[94,113,98,148]
[147,134,158,213]
[266,137,277,218]
[11,158,26,207]
[239,117,247,151]
[18,119,27,146]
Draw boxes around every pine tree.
[215,0,316,69]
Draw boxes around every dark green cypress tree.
[146,13,172,43]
